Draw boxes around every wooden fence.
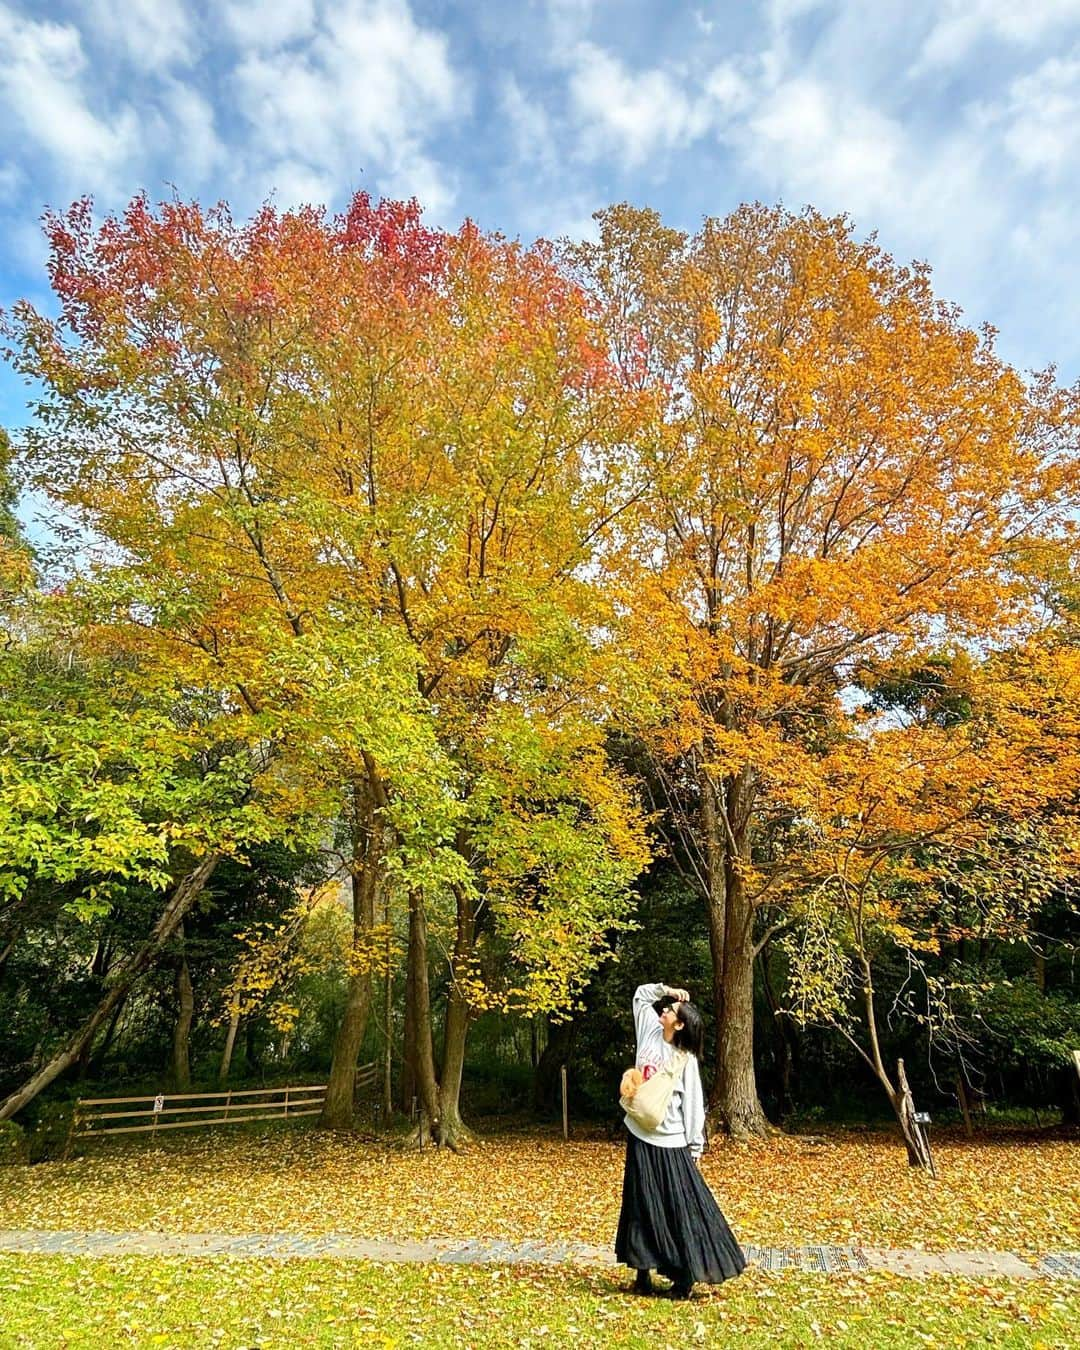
[66,1062,379,1154]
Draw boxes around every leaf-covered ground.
[2,1255,1078,1349]
[1,1124,1077,1255]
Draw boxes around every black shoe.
[631,1270,656,1296]
[668,1279,696,1300]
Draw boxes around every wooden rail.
[66,1064,378,1155]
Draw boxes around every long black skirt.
[615,1133,746,1285]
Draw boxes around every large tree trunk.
[321,780,383,1129]
[405,888,440,1141]
[700,765,728,1073]
[382,905,393,1120]
[435,886,476,1151]
[400,921,417,1113]
[172,921,194,1091]
[708,772,770,1137]
[0,854,220,1122]
[713,858,769,1134]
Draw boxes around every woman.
[615,981,746,1298]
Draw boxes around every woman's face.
[659,1002,684,1043]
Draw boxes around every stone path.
[1,1230,1077,1279]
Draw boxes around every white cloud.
[154,83,226,185]
[0,6,139,191]
[231,0,465,215]
[221,0,316,51]
[565,43,746,170]
[260,159,339,212]
[547,0,597,44]
[741,77,907,220]
[717,1,1080,373]
[995,52,1080,177]
[919,0,1080,68]
[500,76,559,177]
[0,161,25,205]
[704,63,751,113]
[81,0,195,71]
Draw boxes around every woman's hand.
[664,985,690,1004]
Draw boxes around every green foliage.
[0,640,283,921]
[0,1119,29,1165]
[0,427,24,546]
[464,705,650,1017]
[960,974,1080,1071]
[26,1099,73,1163]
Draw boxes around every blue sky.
[2,0,1080,442]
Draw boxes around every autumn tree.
[0,601,284,1120]
[576,202,1080,1135]
[3,194,650,1143]
[783,637,1080,1163]
[290,205,651,1144]
[0,196,463,1123]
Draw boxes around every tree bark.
[700,764,728,1078]
[890,1059,935,1173]
[382,896,393,1120]
[400,919,417,1113]
[709,772,770,1137]
[172,920,194,1091]
[219,1001,241,1083]
[405,888,440,1140]
[75,940,118,1080]
[0,853,220,1122]
[857,960,935,1170]
[436,886,476,1150]
[956,1075,975,1138]
[321,780,383,1129]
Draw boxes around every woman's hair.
[672,1000,704,1058]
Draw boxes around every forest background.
[1,190,1079,1165]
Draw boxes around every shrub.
[0,1120,30,1165]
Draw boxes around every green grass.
[0,1255,1076,1349]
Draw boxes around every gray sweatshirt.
[624,982,706,1159]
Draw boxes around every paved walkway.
[1,1230,1077,1280]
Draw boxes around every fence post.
[284,1085,290,1119]
[561,1064,568,1141]
[223,1089,232,1122]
